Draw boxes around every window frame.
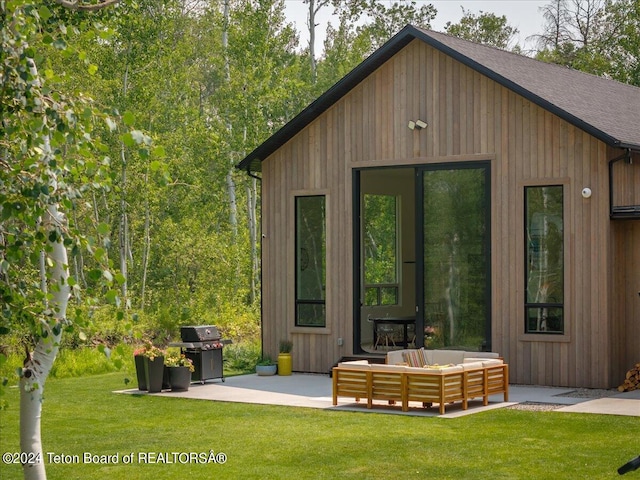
[292,193,329,331]
[519,180,571,343]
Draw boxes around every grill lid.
[180,325,221,342]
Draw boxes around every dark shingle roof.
[238,25,640,172]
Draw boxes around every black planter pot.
[134,355,147,391]
[169,366,192,391]
[144,356,165,393]
[163,366,171,390]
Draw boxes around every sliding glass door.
[418,164,490,351]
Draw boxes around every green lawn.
[0,373,636,479]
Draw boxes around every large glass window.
[295,196,326,327]
[363,194,398,306]
[423,166,489,350]
[525,185,564,334]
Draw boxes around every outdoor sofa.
[332,349,509,414]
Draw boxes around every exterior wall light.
[408,119,428,130]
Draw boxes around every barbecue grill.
[169,325,230,383]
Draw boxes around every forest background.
[1,0,639,379]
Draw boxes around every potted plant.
[255,356,277,376]
[134,342,165,391]
[277,339,293,376]
[133,345,149,391]
[138,343,165,393]
[165,352,195,391]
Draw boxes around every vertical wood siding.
[260,39,638,387]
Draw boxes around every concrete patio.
[118,373,640,418]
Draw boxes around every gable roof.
[237,25,640,173]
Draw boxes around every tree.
[356,0,436,53]
[444,7,519,50]
[596,0,640,85]
[534,0,639,86]
[0,1,154,478]
[535,0,572,49]
[316,0,436,93]
[305,0,331,82]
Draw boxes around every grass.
[0,373,637,480]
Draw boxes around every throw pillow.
[402,350,424,368]
[419,348,431,367]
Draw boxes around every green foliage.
[278,339,293,353]
[363,194,397,287]
[212,341,260,372]
[444,7,519,49]
[535,0,640,86]
[0,344,134,382]
[423,167,489,349]
[316,0,436,94]
[164,351,195,372]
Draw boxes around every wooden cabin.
[237,26,640,389]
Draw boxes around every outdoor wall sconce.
[581,187,592,199]
[408,119,428,130]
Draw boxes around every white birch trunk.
[445,233,460,344]
[306,0,329,83]
[13,2,118,476]
[21,204,70,480]
[222,0,237,237]
[18,55,72,480]
[140,164,151,310]
[308,0,317,82]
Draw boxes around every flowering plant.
[133,342,165,361]
[165,353,195,372]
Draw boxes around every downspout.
[244,165,263,359]
[247,169,262,182]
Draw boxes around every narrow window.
[525,186,564,334]
[295,196,326,327]
[363,194,399,306]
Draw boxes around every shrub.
[223,341,261,373]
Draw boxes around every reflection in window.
[525,186,564,334]
[363,194,398,306]
[423,167,488,349]
[295,196,326,327]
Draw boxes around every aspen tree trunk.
[21,206,69,480]
[306,0,328,83]
[308,0,318,81]
[16,54,72,480]
[222,0,238,237]
[140,164,151,311]
[12,3,120,478]
[118,55,131,301]
[119,143,129,300]
[445,234,460,344]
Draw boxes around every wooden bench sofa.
[332,349,509,415]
